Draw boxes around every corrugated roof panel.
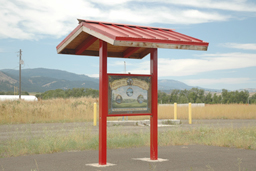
[111,24,144,38]
[153,29,185,41]
[99,24,130,37]
[122,26,156,39]
[167,30,203,42]
[132,27,167,40]
[56,19,209,59]
[86,23,126,37]
[111,25,144,38]
[144,28,170,40]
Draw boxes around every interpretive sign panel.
[108,75,151,115]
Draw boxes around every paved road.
[1,119,256,140]
[1,145,256,171]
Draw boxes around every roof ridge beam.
[75,35,98,55]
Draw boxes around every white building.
[0,95,38,101]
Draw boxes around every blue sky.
[0,0,256,90]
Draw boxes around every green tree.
[205,92,212,104]
[250,94,256,104]
[221,89,229,104]
[212,93,221,104]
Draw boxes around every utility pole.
[124,61,126,74]
[123,61,128,121]
[19,49,22,99]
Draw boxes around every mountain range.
[0,68,255,93]
[0,68,98,92]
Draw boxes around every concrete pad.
[161,119,181,125]
[86,163,116,167]
[158,124,175,127]
[107,119,181,127]
[133,158,168,162]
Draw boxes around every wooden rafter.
[123,47,140,58]
[75,35,98,55]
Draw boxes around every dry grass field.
[0,97,97,124]
[0,97,256,124]
[158,104,256,120]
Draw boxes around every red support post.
[150,48,158,160]
[99,40,108,165]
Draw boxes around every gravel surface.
[1,119,256,141]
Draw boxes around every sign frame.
[107,73,152,117]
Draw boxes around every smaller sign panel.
[108,75,151,115]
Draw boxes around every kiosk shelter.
[56,19,209,165]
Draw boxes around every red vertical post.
[150,48,158,160]
[99,40,108,165]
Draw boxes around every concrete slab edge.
[132,158,169,162]
[86,163,116,167]
[107,119,181,126]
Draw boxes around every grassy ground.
[1,97,255,159]
[0,97,256,124]
[1,126,255,158]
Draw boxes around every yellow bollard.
[188,103,192,124]
[94,102,97,126]
[174,103,177,120]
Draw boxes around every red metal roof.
[57,19,209,59]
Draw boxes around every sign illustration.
[108,75,151,114]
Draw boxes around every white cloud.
[127,52,256,77]
[0,0,101,39]
[184,78,251,86]
[0,0,241,40]
[108,60,150,74]
[106,8,229,25]
[89,0,256,12]
[154,0,256,12]
[222,43,256,50]
[90,0,130,5]
[87,74,99,78]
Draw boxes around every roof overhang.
[57,19,209,59]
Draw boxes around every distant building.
[0,95,38,101]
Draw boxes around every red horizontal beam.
[107,113,152,117]
[123,47,140,58]
[75,35,98,55]
[108,73,151,77]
